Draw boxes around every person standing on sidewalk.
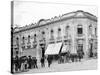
[47,56,52,67]
[40,57,45,67]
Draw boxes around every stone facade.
[12,10,97,60]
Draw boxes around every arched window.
[28,35,30,43]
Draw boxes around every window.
[95,28,97,36]
[42,31,45,40]
[77,25,83,34]
[65,26,69,36]
[42,31,45,35]
[89,24,92,35]
[16,37,19,45]
[51,29,53,33]
[78,28,82,34]
[22,36,25,44]
[58,28,61,38]
[28,35,30,43]
[33,34,37,48]
[58,28,61,31]
[34,34,36,42]
[51,29,54,39]
[22,46,25,50]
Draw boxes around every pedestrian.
[40,57,45,67]
[31,57,35,68]
[28,56,32,69]
[15,55,19,72]
[34,57,38,68]
[47,56,52,67]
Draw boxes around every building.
[12,10,97,61]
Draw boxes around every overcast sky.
[14,1,97,27]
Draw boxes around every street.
[21,58,97,74]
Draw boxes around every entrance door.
[78,44,83,51]
[89,43,93,57]
[89,39,94,57]
[77,39,84,57]
[40,44,45,58]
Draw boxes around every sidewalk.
[21,58,97,74]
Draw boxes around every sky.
[14,1,97,27]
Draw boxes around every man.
[15,55,19,72]
[34,57,38,68]
[77,50,84,62]
[40,57,45,67]
[47,56,52,67]
[28,56,32,69]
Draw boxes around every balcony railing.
[27,42,31,49]
[49,37,55,43]
[64,36,67,40]
[21,43,25,46]
[13,44,19,49]
[56,37,62,42]
[77,34,84,37]
[33,40,37,44]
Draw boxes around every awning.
[61,45,69,53]
[45,42,62,55]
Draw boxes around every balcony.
[39,38,45,44]
[63,35,68,40]
[33,40,37,45]
[49,37,55,43]
[13,44,19,49]
[33,41,37,49]
[77,34,84,37]
[56,37,62,42]
[27,42,31,49]
[22,46,25,50]
[21,42,25,46]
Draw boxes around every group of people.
[40,50,85,68]
[12,49,97,73]
[12,55,38,73]
[59,50,84,64]
[40,56,53,68]
[13,55,54,73]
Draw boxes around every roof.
[13,10,97,33]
